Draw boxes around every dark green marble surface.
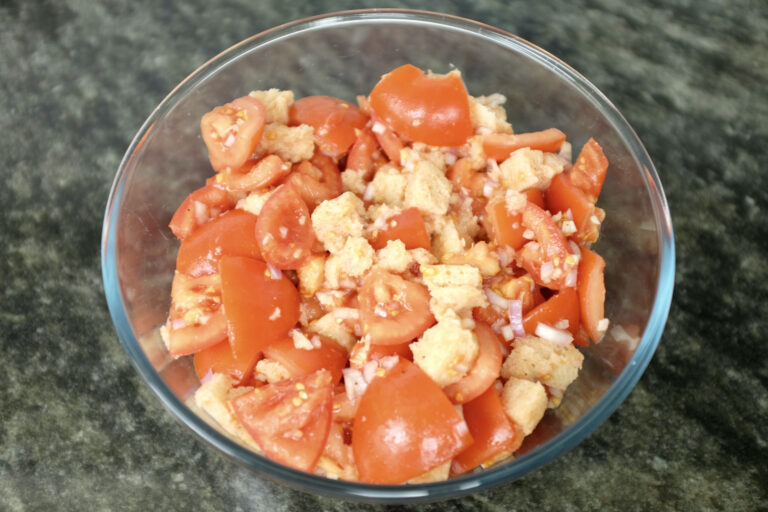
[1,0,766,510]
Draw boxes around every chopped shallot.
[535,323,573,346]
[342,367,368,402]
[508,300,525,338]
[485,288,509,309]
[266,263,283,280]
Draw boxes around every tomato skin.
[176,209,261,277]
[288,96,369,158]
[219,256,300,362]
[369,64,472,147]
[169,183,234,240]
[569,138,608,202]
[168,308,228,358]
[450,386,524,475]
[217,154,289,192]
[522,286,580,338]
[168,272,227,357]
[193,339,256,384]
[516,202,573,289]
[482,128,566,162]
[263,335,348,384]
[346,127,378,177]
[577,246,607,343]
[546,173,603,244]
[484,189,546,250]
[283,154,343,211]
[359,269,435,345]
[369,207,431,251]
[371,117,405,165]
[255,184,313,269]
[201,96,266,173]
[443,322,503,404]
[352,359,473,484]
[231,369,334,472]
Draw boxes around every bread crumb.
[500,377,547,436]
[248,89,294,124]
[256,123,314,163]
[501,335,584,391]
[411,310,479,387]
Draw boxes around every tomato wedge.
[283,154,343,211]
[201,96,266,173]
[231,369,334,472]
[359,269,435,345]
[263,335,348,384]
[169,183,234,240]
[369,64,472,147]
[255,184,313,269]
[168,308,228,358]
[443,322,503,404]
[484,189,545,250]
[193,339,256,384]
[522,286,580,338]
[578,246,607,343]
[515,202,573,289]
[371,116,405,165]
[168,272,227,357]
[217,154,289,192]
[352,359,473,484]
[450,386,524,475]
[546,172,603,244]
[447,157,484,197]
[176,209,261,277]
[482,128,566,162]
[369,207,431,251]
[288,95,369,158]
[569,138,608,202]
[346,127,378,177]
[219,256,300,362]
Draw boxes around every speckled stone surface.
[1,0,767,510]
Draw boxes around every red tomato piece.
[450,386,524,475]
[359,269,435,345]
[546,172,604,244]
[263,334,348,384]
[515,202,574,289]
[371,117,405,165]
[201,96,266,172]
[231,369,334,472]
[288,95,369,158]
[569,138,609,202]
[283,154,343,211]
[370,341,413,361]
[447,157,485,197]
[369,207,431,251]
[168,272,228,357]
[176,209,261,277]
[254,184,313,269]
[369,64,472,147]
[484,189,545,250]
[482,128,566,162]
[345,127,378,177]
[577,246,607,343]
[217,155,289,192]
[219,256,300,362]
[352,359,473,484]
[443,322,503,404]
[169,183,234,240]
[522,286,580,338]
[193,339,256,385]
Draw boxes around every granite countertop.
[1,1,766,510]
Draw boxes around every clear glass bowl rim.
[101,8,675,503]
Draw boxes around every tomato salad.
[163,64,610,484]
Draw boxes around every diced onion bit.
[597,318,610,333]
[535,323,573,346]
[362,360,378,383]
[267,263,283,280]
[508,300,525,338]
[372,121,386,134]
[540,261,554,282]
[500,324,514,341]
[554,319,569,330]
[342,367,368,402]
[565,268,578,287]
[379,355,399,370]
[200,369,214,384]
[485,288,509,310]
[363,183,375,202]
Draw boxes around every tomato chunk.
[515,202,574,289]
[369,64,472,147]
[283,154,343,211]
[577,246,607,343]
[201,96,266,173]
[193,339,256,384]
[255,184,313,269]
[484,189,546,250]
[345,127,378,177]
[168,272,227,357]
[219,256,300,362]
[231,369,334,472]
[569,138,609,202]
[482,128,566,162]
[546,172,603,244]
[169,183,234,240]
[264,335,348,384]
[217,155,289,192]
[370,207,431,251]
[359,269,435,345]
[443,322,503,404]
[176,209,261,277]
[352,359,473,484]
[288,95,369,158]
[450,386,524,475]
[522,286,580,338]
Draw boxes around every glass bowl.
[101,9,675,503]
